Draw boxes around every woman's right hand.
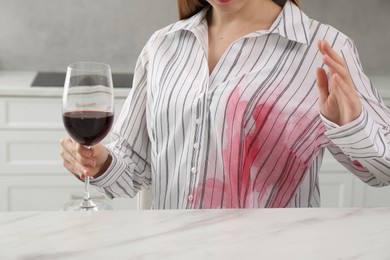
[59,136,112,179]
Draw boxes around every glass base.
[61,199,113,211]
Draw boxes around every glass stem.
[84,176,91,201]
[83,145,92,202]
[77,145,97,209]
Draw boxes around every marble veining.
[0,208,389,259]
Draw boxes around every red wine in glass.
[62,61,114,211]
[63,110,114,147]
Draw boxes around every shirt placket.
[186,84,208,209]
[186,26,209,209]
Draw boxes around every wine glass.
[61,61,114,211]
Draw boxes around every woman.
[60,0,390,209]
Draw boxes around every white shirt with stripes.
[91,0,390,209]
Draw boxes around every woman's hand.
[316,40,362,126]
[60,136,112,179]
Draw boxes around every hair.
[177,0,301,20]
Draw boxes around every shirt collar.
[268,0,311,45]
[166,8,209,35]
[166,0,311,45]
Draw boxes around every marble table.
[1,208,389,260]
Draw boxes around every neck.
[207,0,282,30]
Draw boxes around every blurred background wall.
[0,0,389,76]
[0,0,177,72]
[302,0,390,77]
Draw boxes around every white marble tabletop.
[0,208,389,260]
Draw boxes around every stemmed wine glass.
[61,61,114,211]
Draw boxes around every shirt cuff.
[90,148,127,188]
[320,109,365,131]
[321,108,385,159]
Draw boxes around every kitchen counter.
[1,71,390,101]
[0,71,131,97]
[0,208,389,259]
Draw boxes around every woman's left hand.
[316,40,362,126]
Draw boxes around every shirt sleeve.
[322,39,390,187]
[90,38,153,198]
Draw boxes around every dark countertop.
[31,72,133,88]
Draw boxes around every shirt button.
[191,167,197,174]
[193,143,200,150]
[198,93,204,99]
[195,118,202,125]
[188,195,193,202]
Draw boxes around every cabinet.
[1,79,390,210]
[320,147,390,208]
[0,95,137,211]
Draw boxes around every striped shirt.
[91,0,390,209]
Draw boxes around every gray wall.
[0,0,177,72]
[1,0,389,76]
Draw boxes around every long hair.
[177,0,301,20]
